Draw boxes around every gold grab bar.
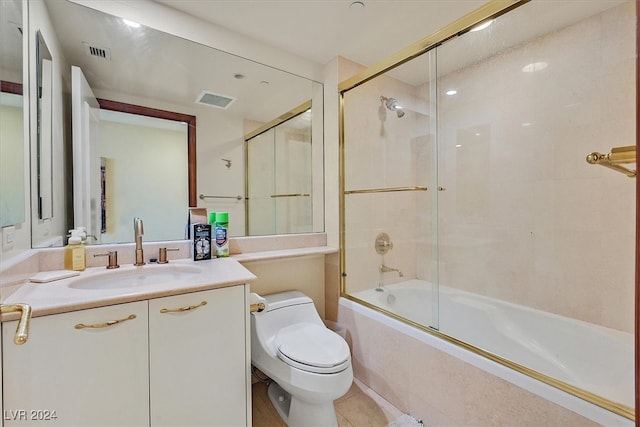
[345,186,428,195]
[1,303,32,345]
[160,301,207,313]
[586,146,636,178]
[250,302,265,313]
[199,194,244,201]
[270,193,310,198]
[75,314,137,329]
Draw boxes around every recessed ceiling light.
[446,90,457,96]
[470,19,493,32]
[260,80,270,86]
[522,122,532,127]
[234,73,245,79]
[350,1,365,9]
[522,62,548,73]
[456,144,462,148]
[123,19,141,28]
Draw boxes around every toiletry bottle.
[214,212,229,257]
[70,228,86,245]
[64,237,86,271]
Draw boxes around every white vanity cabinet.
[2,284,251,427]
[149,286,249,426]
[2,301,150,426]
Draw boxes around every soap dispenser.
[64,237,86,271]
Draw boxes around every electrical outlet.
[3,225,16,250]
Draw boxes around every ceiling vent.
[83,42,111,60]
[195,90,236,109]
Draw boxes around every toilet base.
[267,381,339,427]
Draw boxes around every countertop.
[2,257,256,320]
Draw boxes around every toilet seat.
[275,323,350,374]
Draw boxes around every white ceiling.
[37,0,629,125]
[151,0,487,68]
[151,0,628,87]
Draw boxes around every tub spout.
[379,264,403,277]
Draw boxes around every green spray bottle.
[214,212,229,257]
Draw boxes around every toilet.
[250,291,353,427]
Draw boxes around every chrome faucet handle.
[94,251,120,269]
[158,248,179,264]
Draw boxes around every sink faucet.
[379,264,403,277]
[134,217,145,266]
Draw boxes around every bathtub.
[343,279,634,426]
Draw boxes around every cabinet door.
[149,286,248,427]
[2,301,149,427]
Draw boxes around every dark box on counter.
[193,223,212,261]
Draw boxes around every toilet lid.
[275,323,351,374]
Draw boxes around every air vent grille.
[83,42,111,60]
[195,91,236,109]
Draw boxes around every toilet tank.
[263,291,314,311]
[251,291,324,341]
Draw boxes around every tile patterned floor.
[251,378,404,427]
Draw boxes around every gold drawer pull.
[75,314,137,329]
[160,301,207,314]
[1,303,32,345]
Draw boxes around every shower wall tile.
[434,2,635,332]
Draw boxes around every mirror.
[0,0,25,228]
[36,30,53,220]
[37,0,324,246]
[246,103,313,235]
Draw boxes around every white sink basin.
[67,264,204,290]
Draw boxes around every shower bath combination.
[375,232,403,292]
[380,95,405,118]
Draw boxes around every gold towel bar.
[199,194,244,200]
[270,193,310,198]
[345,186,428,195]
[586,146,636,178]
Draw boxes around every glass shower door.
[246,110,313,235]
[341,50,440,331]
[434,0,635,411]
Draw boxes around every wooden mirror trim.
[1,81,23,95]
[96,98,197,207]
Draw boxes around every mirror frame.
[35,29,53,220]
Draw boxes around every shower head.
[380,96,405,118]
